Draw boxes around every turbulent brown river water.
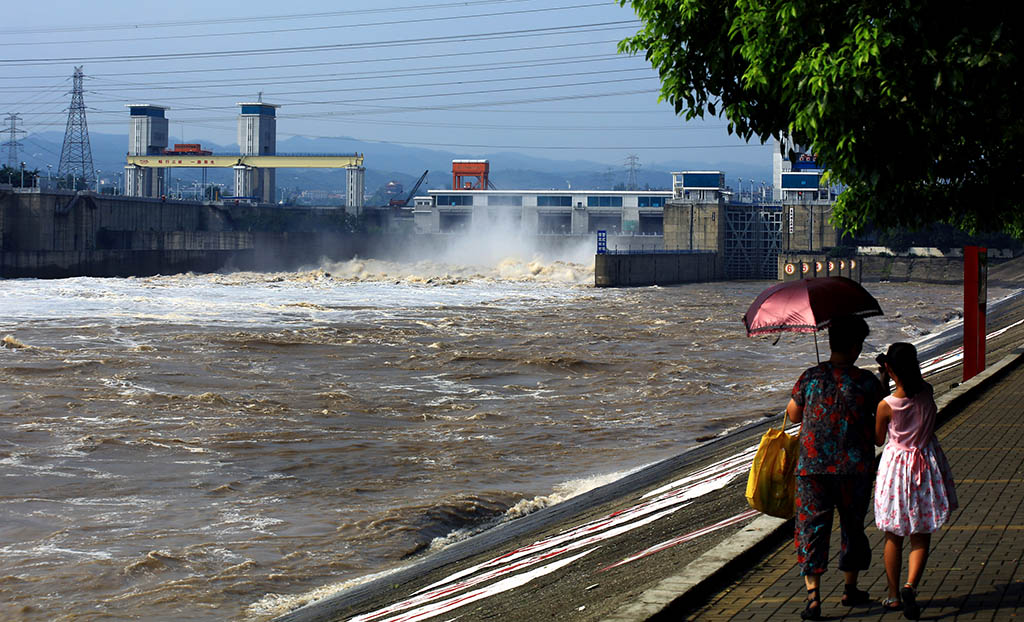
[0,256,989,620]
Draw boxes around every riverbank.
[270,275,1024,621]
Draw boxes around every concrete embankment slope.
[274,269,1024,622]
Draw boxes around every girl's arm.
[875,400,892,446]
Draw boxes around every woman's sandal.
[881,597,903,611]
[800,587,822,621]
[842,584,871,606]
[901,584,920,620]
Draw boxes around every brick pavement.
[682,359,1024,621]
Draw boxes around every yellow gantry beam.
[125,154,364,168]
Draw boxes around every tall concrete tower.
[235,101,278,202]
[125,104,168,197]
[345,164,365,215]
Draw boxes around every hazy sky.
[1,0,772,169]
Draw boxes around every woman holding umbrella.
[786,315,884,620]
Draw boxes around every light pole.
[47,164,52,181]
[20,162,25,187]
[96,170,102,193]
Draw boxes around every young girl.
[874,342,958,620]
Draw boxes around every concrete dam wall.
[0,189,381,278]
[594,252,719,287]
[0,189,607,278]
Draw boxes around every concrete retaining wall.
[595,252,719,287]
[0,189,360,278]
[779,253,1007,284]
[780,203,839,253]
[1,249,256,279]
[858,254,968,283]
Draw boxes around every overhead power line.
[81,68,655,105]
[63,54,636,93]
[23,122,766,155]
[8,88,662,124]
[296,137,764,151]
[0,22,638,66]
[0,39,627,81]
[82,75,658,111]
[2,2,615,47]
[7,0,534,34]
[274,118,732,132]
[22,136,62,158]
[264,88,661,117]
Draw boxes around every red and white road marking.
[345,436,767,621]
[601,509,760,571]
[368,548,597,622]
[919,318,1023,375]
[352,505,687,622]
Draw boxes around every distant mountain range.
[20,132,773,198]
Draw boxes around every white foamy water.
[0,258,987,621]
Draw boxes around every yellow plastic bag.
[745,412,799,518]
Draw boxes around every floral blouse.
[791,362,882,476]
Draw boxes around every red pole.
[963,246,988,381]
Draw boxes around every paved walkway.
[681,359,1024,621]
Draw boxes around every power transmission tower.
[624,154,641,190]
[3,113,25,167]
[57,66,95,189]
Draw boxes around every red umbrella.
[743,276,883,341]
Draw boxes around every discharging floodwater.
[0,257,986,620]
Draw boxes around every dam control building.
[124,104,169,198]
[234,102,278,202]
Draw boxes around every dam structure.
[414,159,671,239]
[123,103,366,210]
[0,185,415,279]
[410,160,840,285]
[5,101,853,282]
[587,167,841,286]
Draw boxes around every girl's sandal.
[881,597,903,611]
[842,584,871,606]
[901,585,920,620]
[800,587,822,621]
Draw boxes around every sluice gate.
[723,204,783,280]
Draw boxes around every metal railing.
[598,248,715,256]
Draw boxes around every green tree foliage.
[0,165,39,187]
[619,1,1023,236]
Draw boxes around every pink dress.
[874,385,958,535]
